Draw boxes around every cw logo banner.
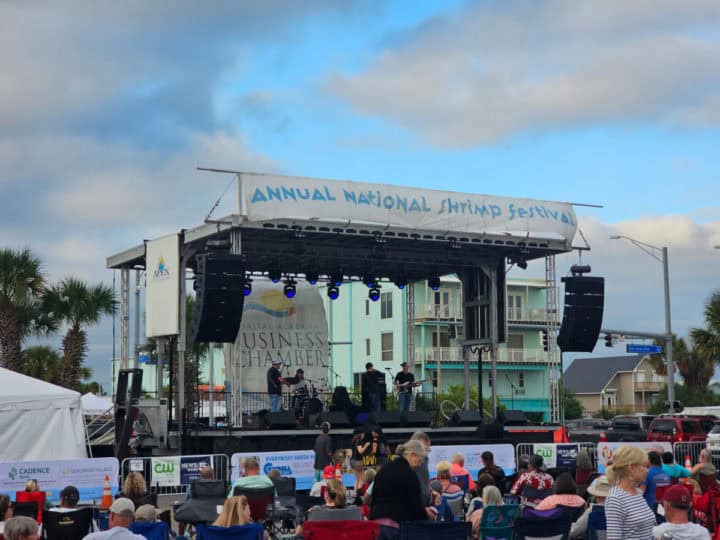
[150,457,180,487]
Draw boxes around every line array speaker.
[189,253,246,343]
[557,276,605,353]
[498,409,528,426]
[450,410,483,427]
[265,411,297,430]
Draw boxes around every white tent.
[81,392,113,414]
[0,367,87,461]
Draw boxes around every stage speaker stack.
[477,422,505,440]
[189,253,246,343]
[265,411,297,430]
[318,411,352,429]
[371,410,403,428]
[401,411,432,428]
[557,276,605,353]
[498,409,528,426]
[450,410,483,427]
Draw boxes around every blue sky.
[1,0,719,390]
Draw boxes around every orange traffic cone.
[335,463,342,480]
[685,454,692,472]
[100,474,113,509]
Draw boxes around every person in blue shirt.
[644,451,671,511]
[662,451,690,480]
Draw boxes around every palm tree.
[22,345,62,384]
[43,278,116,390]
[691,290,720,364]
[675,346,715,391]
[0,248,49,372]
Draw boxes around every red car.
[646,415,716,443]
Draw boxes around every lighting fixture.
[306,271,319,285]
[368,287,381,302]
[283,279,297,299]
[243,277,252,297]
[428,274,440,291]
[327,285,340,300]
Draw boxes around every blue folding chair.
[514,515,571,540]
[478,504,519,540]
[586,509,606,540]
[196,523,264,540]
[129,521,169,540]
[399,521,471,540]
[450,474,470,493]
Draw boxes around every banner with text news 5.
[532,443,581,469]
[0,458,118,503]
[596,442,672,473]
[241,173,577,242]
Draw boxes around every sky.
[1,0,719,391]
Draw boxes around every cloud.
[327,0,720,146]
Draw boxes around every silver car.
[707,421,720,456]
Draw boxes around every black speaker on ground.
[450,410,483,427]
[318,411,352,429]
[557,276,605,353]
[401,411,432,428]
[477,422,505,439]
[265,411,297,430]
[498,409,528,426]
[190,253,246,343]
[371,410,402,428]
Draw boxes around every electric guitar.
[393,379,429,397]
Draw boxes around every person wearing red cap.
[652,484,710,539]
[310,465,337,497]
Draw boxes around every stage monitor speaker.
[265,411,297,430]
[371,410,402,428]
[498,409,528,426]
[477,422,505,439]
[190,254,246,343]
[401,410,432,428]
[557,276,604,353]
[450,410,483,427]
[319,411,352,429]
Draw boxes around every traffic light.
[604,333,613,347]
[541,330,549,352]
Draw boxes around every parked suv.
[706,421,720,456]
[647,415,716,443]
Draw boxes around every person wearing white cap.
[82,498,145,540]
[267,359,286,412]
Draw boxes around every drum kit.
[289,379,327,426]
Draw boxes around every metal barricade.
[579,442,598,469]
[515,442,597,469]
[120,453,230,498]
[673,441,717,470]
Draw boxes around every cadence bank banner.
[241,173,577,242]
[229,280,329,393]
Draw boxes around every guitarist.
[393,362,416,415]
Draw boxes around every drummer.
[286,368,310,396]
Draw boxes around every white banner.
[428,443,516,476]
[596,442,672,473]
[242,174,577,242]
[145,234,180,337]
[0,458,118,503]
[231,280,328,394]
[231,451,323,491]
[150,456,181,487]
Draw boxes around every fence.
[515,442,597,470]
[120,453,230,497]
[671,441,720,471]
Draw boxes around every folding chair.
[196,523,264,540]
[175,480,227,526]
[449,475,470,493]
[478,504,519,540]
[304,520,380,540]
[520,486,554,507]
[586,509,606,540]
[41,508,94,540]
[556,505,585,524]
[514,515,571,540]
[399,521,471,540]
[15,491,45,523]
[12,502,39,520]
[129,521,169,540]
[232,486,277,536]
[443,491,465,520]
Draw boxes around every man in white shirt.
[652,484,710,540]
[82,498,145,540]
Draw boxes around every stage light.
[327,285,340,300]
[369,287,381,302]
[283,279,297,299]
[363,274,377,288]
[243,277,252,297]
[394,274,408,289]
[331,270,344,287]
[306,271,319,285]
[428,274,440,291]
[517,260,528,270]
[269,268,281,283]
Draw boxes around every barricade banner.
[231,451,318,490]
[0,458,118,503]
[531,443,579,469]
[597,442,672,473]
[150,456,181,487]
[428,444,516,476]
[180,456,213,485]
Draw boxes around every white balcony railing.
[414,347,549,364]
[416,303,463,320]
[507,307,549,323]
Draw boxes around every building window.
[432,332,450,347]
[380,292,393,319]
[507,294,522,320]
[365,300,369,316]
[518,372,525,388]
[381,332,393,362]
[366,338,371,356]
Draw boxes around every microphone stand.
[504,375,517,410]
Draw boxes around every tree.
[43,278,116,390]
[676,346,715,391]
[562,387,584,420]
[0,248,51,372]
[691,290,720,365]
[22,345,62,384]
[647,382,720,415]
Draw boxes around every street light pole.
[610,236,674,410]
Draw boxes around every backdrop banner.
[228,279,328,396]
[145,233,180,337]
[428,443,516,476]
[231,451,322,491]
[0,458,118,503]
[596,442,672,473]
[241,173,577,242]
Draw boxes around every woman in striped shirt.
[604,446,656,540]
